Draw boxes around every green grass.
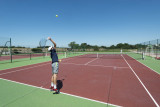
[0,79,114,107]
[0,55,66,70]
[0,57,51,70]
[128,53,160,74]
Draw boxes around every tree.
[86,44,92,49]
[80,43,88,51]
[31,48,42,53]
[116,43,124,49]
[110,45,115,49]
[68,41,75,49]
[74,44,80,49]
[68,41,137,51]
[93,45,99,51]
[68,41,80,49]
[100,46,108,49]
[13,49,19,54]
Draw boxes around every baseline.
[0,77,121,107]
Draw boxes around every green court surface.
[128,53,160,74]
[0,79,112,107]
[0,54,65,70]
[0,57,50,70]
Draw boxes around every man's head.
[48,46,53,51]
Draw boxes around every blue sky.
[0,0,160,47]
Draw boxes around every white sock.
[51,82,54,87]
[54,84,57,89]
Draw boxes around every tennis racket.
[39,38,48,57]
[39,38,47,48]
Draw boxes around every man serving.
[48,37,59,93]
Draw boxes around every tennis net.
[64,52,123,59]
[63,51,144,60]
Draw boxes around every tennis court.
[0,53,44,61]
[0,53,160,107]
[0,53,58,61]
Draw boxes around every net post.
[10,38,12,63]
[142,52,145,60]
[97,52,98,58]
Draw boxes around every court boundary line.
[0,61,50,71]
[84,58,98,65]
[61,56,75,62]
[122,55,159,107]
[127,55,160,75]
[0,77,122,107]
[0,63,50,76]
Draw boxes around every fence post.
[149,41,150,56]
[158,39,159,58]
[144,42,145,55]
[10,38,12,63]
[156,39,158,58]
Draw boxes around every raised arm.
[48,37,56,48]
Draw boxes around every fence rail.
[137,39,160,59]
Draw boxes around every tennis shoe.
[53,88,60,94]
[50,86,54,91]
[54,88,58,91]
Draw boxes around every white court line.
[61,55,88,62]
[84,58,98,65]
[0,60,129,76]
[0,61,50,72]
[0,56,73,72]
[121,55,159,107]
[88,64,129,69]
[61,62,129,69]
[127,54,160,75]
[61,57,75,62]
[0,77,122,107]
[0,63,49,76]
[61,62,84,66]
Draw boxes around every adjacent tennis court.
[0,53,160,107]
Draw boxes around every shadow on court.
[57,79,64,90]
[53,79,64,94]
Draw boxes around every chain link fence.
[137,39,160,59]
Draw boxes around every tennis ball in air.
[56,15,58,17]
[59,59,61,62]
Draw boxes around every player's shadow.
[57,79,64,91]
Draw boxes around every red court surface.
[0,54,160,107]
